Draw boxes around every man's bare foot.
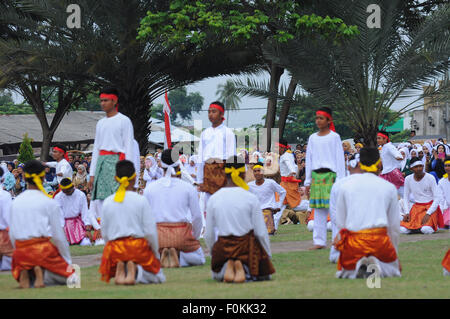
[33,266,45,288]
[114,261,126,285]
[161,248,170,268]
[169,248,179,268]
[233,260,246,283]
[124,261,136,285]
[308,245,326,250]
[224,260,235,283]
[19,270,30,289]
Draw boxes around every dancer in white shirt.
[377,131,404,193]
[198,101,236,208]
[437,156,450,228]
[400,157,444,234]
[99,160,165,285]
[248,164,287,235]
[328,153,362,263]
[335,148,401,279]
[144,150,205,268]
[278,138,301,211]
[9,160,77,288]
[0,167,13,271]
[305,107,345,250]
[44,143,73,186]
[54,178,92,246]
[88,87,135,226]
[205,156,275,283]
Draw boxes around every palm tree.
[216,80,242,126]
[233,0,450,147]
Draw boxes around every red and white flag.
[163,91,172,149]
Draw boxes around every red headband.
[53,147,69,161]
[277,143,291,150]
[316,110,336,132]
[100,93,119,111]
[209,104,225,121]
[377,132,390,142]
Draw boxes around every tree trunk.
[359,126,378,148]
[118,84,152,156]
[40,128,55,161]
[264,62,284,152]
[278,76,298,139]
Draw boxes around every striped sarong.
[309,171,336,209]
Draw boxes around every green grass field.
[1,229,448,299]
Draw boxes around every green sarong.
[92,154,120,200]
[309,171,336,209]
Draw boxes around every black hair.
[100,86,119,97]
[115,160,135,178]
[225,156,246,171]
[445,156,450,162]
[359,147,380,167]
[23,160,46,186]
[279,138,289,147]
[0,167,3,178]
[437,144,446,152]
[161,149,176,166]
[60,178,72,187]
[317,107,332,116]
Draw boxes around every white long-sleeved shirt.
[90,112,135,177]
[197,123,236,183]
[329,174,360,227]
[304,131,346,186]
[404,173,441,215]
[205,187,271,257]
[133,139,140,189]
[101,191,159,258]
[143,177,203,239]
[54,189,90,228]
[248,179,287,210]
[438,177,450,211]
[336,173,400,250]
[46,159,73,184]
[0,189,12,230]
[279,152,297,177]
[380,142,403,175]
[9,190,72,264]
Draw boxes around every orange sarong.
[99,237,160,283]
[11,237,74,281]
[335,227,398,271]
[0,229,13,257]
[157,222,201,253]
[400,201,444,232]
[280,180,300,208]
[443,249,450,272]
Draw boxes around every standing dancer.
[248,164,287,235]
[278,138,301,214]
[44,144,73,197]
[377,131,404,195]
[0,167,13,270]
[305,107,346,250]
[9,160,76,288]
[87,87,135,226]
[437,156,450,228]
[197,101,236,208]
[334,148,401,279]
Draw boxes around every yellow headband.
[176,171,181,176]
[253,165,263,170]
[224,166,249,191]
[24,171,52,198]
[445,160,450,165]
[60,182,74,190]
[113,172,136,202]
[359,159,381,173]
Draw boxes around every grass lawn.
[0,238,448,299]
[70,245,104,256]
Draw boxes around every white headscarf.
[399,147,409,171]
[410,149,418,158]
[0,162,8,183]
